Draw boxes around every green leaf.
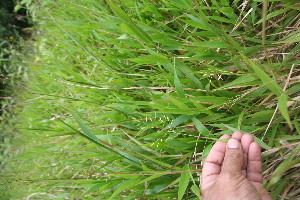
[256,8,289,24]
[199,41,230,48]
[70,114,141,165]
[14,4,22,12]
[163,114,196,130]
[190,54,229,60]
[136,152,173,168]
[178,165,190,200]
[106,0,152,45]
[168,95,189,109]
[174,64,185,98]
[192,117,210,136]
[191,185,201,199]
[254,136,271,150]
[176,61,204,89]
[202,143,213,163]
[190,99,214,115]
[221,31,243,51]
[129,55,169,64]
[82,183,105,196]
[152,107,207,115]
[269,146,300,186]
[278,94,292,128]
[208,16,235,24]
[191,96,229,104]
[160,177,180,194]
[241,54,283,96]
[136,174,164,185]
[73,113,99,142]
[109,178,142,200]
[169,0,193,9]
[184,20,209,30]
[53,193,70,199]
[240,55,291,127]
[218,76,257,89]
[276,135,300,141]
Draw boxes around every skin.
[201,131,272,200]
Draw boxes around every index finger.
[201,134,231,188]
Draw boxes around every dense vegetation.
[1,0,299,199]
[0,0,32,171]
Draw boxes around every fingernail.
[227,138,239,149]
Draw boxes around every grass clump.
[1,0,299,199]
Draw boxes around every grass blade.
[106,0,152,45]
[174,60,185,98]
[178,165,190,200]
[109,178,142,200]
[71,113,141,165]
[191,184,201,199]
[163,115,196,130]
[278,94,292,129]
[241,54,282,96]
[192,117,210,136]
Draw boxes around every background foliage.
[1,0,299,199]
[0,0,32,173]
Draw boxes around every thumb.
[222,138,243,174]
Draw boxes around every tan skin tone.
[201,131,272,200]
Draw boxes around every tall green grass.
[1,0,299,199]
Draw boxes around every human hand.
[201,131,272,200]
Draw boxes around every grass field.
[1,0,299,199]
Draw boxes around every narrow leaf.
[254,136,271,150]
[219,76,257,89]
[163,115,196,130]
[199,41,230,48]
[106,0,152,45]
[174,64,185,98]
[278,94,292,128]
[256,8,289,24]
[241,54,283,96]
[178,165,190,200]
[192,117,210,136]
[109,178,142,200]
[191,185,201,199]
[129,55,169,64]
[168,95,189,109]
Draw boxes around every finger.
[201,134,231,187]
[247,142,263,183]
[232,130,243,141]
[221,138,243,174]
[231,130,245,175]
[241,133,254,175]
[202,134,231,177]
